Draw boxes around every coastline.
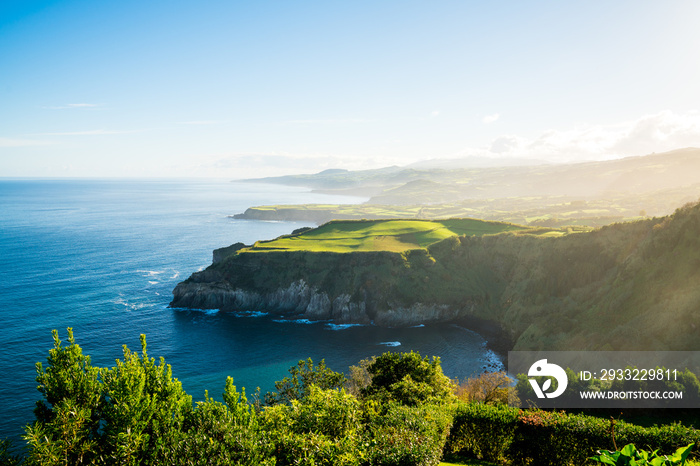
[453,314,513,362]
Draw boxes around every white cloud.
[482,113,500,124]
[489,135,524,153]
[430,111,440,118]
[476,110,700,162]
[189,151,408,179]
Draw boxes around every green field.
[247,218,538,253]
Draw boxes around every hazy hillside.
[237,148,700,227]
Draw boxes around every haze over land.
[236,147,700,227]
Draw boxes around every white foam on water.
[325,323,364,330]
[237,310,269,318]
[379,341,401,347]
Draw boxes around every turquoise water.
[0,179,500,442]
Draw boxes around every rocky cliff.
[172,200,700,351]
[171,248,470,327]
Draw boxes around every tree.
[164,378,273,466]
[455,371,519,405]
[264,358,346,406]
[24,328,102,466]
[361,351,455,406]
[25,329,194,465]
[99,334,192,464]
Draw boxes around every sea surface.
[0,179,501,443]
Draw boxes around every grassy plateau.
[246,218,562,253]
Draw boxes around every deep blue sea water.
[0,179,500,443]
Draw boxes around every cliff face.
[172,201,700,351]
[171,249,468,326]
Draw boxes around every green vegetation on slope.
[175,199,700,351]
[247,218,534,253]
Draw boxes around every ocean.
[0,179,501,443]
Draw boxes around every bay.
[0,179,501,443]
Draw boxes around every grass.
[246,218,532,253]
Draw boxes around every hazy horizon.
[2,1,700,178]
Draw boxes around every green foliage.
[99,334,192,464]
[262,386,361,466]
[362,351,455,406]
[346,356,376,397]
[362,402,453,466]
[19,332,700,466]
[591,443,694,466]
[445,400,700,466]
[445,402,519,464]
[163,381,272,466]
[24,328,102,465]
[24,329,269,466]
[0,440,21,466]
[264,358,346,406]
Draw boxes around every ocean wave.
[272,318,317,325]
[325,323,364,331]
[169,306,220,316]
[410,324,425,328]
[113,296,149,312]
[236,310,268,318]
[480,348,505,372]
[379,341,401,347]
[137,270,163,277]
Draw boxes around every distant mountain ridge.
[236,148,700,227]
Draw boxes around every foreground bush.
[263,385,361,466]
[362,402,453,466]
[447,402,700,466]
[14,330,700,466]
[24,329,268,466]
[591,443,694,466]
[445,402,519,463]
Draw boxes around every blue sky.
[2,0,700,178]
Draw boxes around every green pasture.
[247,218,531,253]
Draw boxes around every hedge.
[445,402,700,465]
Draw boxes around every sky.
[1,0,700,178]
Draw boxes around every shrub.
[362,402,453,466]
[265,358,346,406]
[454,371,519,406]
[591,443,694,465]
[445,401,519,463]
[163,379,272,466]
[362,351,455,406]
[263,386,362,466]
